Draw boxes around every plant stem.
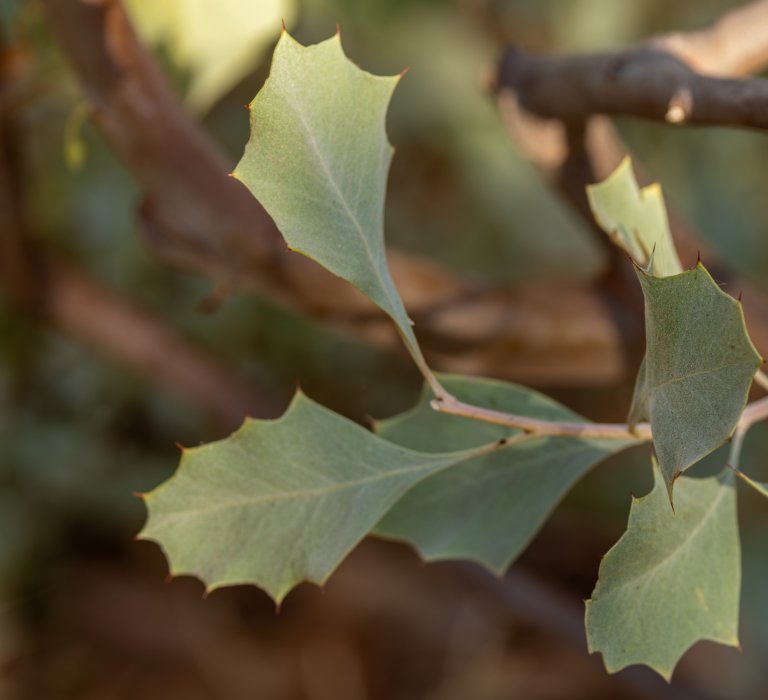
[431,392,768,442]
[430,396,652,440]
[753,368,768,392]
[738,394,768,428]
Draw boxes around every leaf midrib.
[150,458,448,525]
[644,358,755,397]
[597,481,726,598]
[277,63,401,319]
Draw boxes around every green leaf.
[630,263,761,494]
[126,0,294,112]
[586,467,740,680]
[233,33,437,388]
[588,159,760,496]
[139,392,497,604]
[374,375,637,572]
[587,157,682,276]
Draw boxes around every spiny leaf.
[587,157,682,276]
[233,32,436,386]
[374,375,638,573]
[126,0,294,112]
[586,466,740,680]
[630,263,760,495]
[589,160,760,497]
[139,393,498,604]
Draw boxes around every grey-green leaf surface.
[139,393,495,604]
[629,263,761,495]
[586,467,740,680]
[587,157,682,276]
[234,33,433,383]
[374,375,638,573]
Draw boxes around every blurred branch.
[0,45,41,308]
[40,0,633,387]
[651,0,768,76]
[44,262,278,429]
[496,46,768,131]
[494,0,768,364]
[0,44,278,430]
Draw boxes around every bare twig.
[431,394,651,440]
[753,369,768,393]
[496,46,768,131]
[652,0,768,76]
[430,377,768,443]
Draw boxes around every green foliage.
[375,375,636,572]
[630,263,760,495]
[590,161,761,497]
[137,32,768,682]
[586,467,740,680]
[139,392,500,603]
[233,32,435,385]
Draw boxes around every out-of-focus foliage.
[125,0,296,112]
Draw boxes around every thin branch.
[0,40,280,431]
[496,45,768,131]
[737,394,768,429]
[651,0,768,76]
[430,394,652,441]
[431,381,768,443]
[45,262,279,429]
[753,369,768,393]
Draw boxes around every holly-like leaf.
[126,0,294,112]
[589,160,760,496]
[586,157,682,276]
[139,392,499,604]
[374,375,638,572]
[234,33,436,386]
[630,263,760,494]
[586,467,740,680]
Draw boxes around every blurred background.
[2,0,768,698]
